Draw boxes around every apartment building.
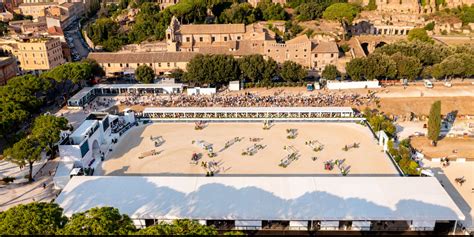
[16,37,65,71]
[19,2,58,19]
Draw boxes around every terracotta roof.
[179,24,245,34]
[286,34,310,44]
[88,52,199,63]
[59,2,75,8]
[47,26,63,35]
[312,41,339,53]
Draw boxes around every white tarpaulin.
[320,221,339,230]
[411,220,436,229]
[351,221,371,230]
[56,176,465,222]
[235,220,262,227]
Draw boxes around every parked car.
[423,79,433,88]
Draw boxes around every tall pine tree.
[427,100,441,146]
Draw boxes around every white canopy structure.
[67,83,184,107]
[56,176,464,229]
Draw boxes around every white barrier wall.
[187,87,217,95]
[327,80,380,90]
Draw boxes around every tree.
[390,52,422,80]
[31,115,69,159]
[61,207,136,235]
[3,137,43,181]
[257,0,288,21]
[296,2,325,21]
[346,57,366,81]
[137,219,218,235]
[374,40,452,66]
[49,62,94,84]
[364,53,396,80]
[424,21,435,31]
[238,54,277,84]
[321,64,340,80]
[323,3,359,24]
[0,202,67,235]
[219,3,258,24]
[439,53,474,79]
[366,0,377,10]
[279,61,306,82]
[427,100,441,146]
[184,54,240,86]
[169,68,185,81]
[407,28,434,44]
[135,65,155,83]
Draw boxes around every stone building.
[89,52,197,77]
[89,19,340,76]
[19,2,58,19]
[15,37,65,71]
[0,57,18,85]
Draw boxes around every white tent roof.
[93,83,183,89]
[56,176,464,221]
[143,107,353,114]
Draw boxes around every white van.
[423,79,433,88]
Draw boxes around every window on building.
[108,63,111,67]
[167,62,170,67]
[126,63,129,67]
[331,53,334,57]
[304,49,307,52]
[237,36,241,40]
[186,37,190,42]
[211,36,215,42]
[120,63,123,67]
[315,54,318,58]
[199,37,203,42]
[268,49,270,53]
[224,36,227,41]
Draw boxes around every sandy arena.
[98,122,399,176]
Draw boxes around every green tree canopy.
[323,3,359,24]
[407,28,434,44]
[279,61,306,82]
[136,219,218,235]
[219,3,258,24]
[374,40,452,66]
[31,115,69,159]
[321,64,340,80]
[43,62,93,85]
[135,65,155,83]
[0,202,67,235]
[3,137,43,181]
[427,100,441,145]
[61,207,136,235]
[238,54,278,84]
[390,52,422,80]
[296,2,325,21]
[256,0,288,21]
[184,54,240,86]
[364,53,396,80]
[345,57,366,81]
[438,53,474,79]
